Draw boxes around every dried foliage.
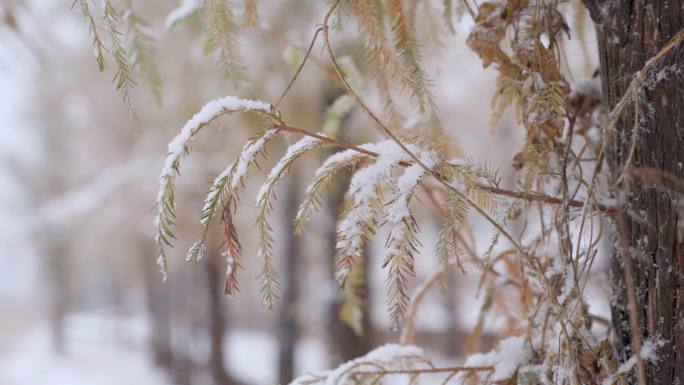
[73,0,106,72]
[255,136,325,308]
[436,191,468,274]
[203,0,242,77]
[467,0,571,163]
[72,0,163,110]
[102,0,137,111]
[189,128,279,294]
[341,0,439,127]
[154,96,275,281]
[294,148,370,233]
[78,0,684,384]
[121,0,161,102]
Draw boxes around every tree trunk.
[584,1,684,383]
[205,254,244,385]
[46,237,68,354]
[278,175,301,384]
[142,240,174,369]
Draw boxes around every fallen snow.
[0,315,168,385]
[289,343,424,385]
[230,129,278,189]
[0,312,330,385]
[458,335,532,382]
[160,95,271,183]
[387,150,438,223]
[601,338,666,385]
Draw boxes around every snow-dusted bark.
[584,1,684,383]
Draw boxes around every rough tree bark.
[584,1,684,383]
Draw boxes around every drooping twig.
[273,123,614,212]
[352,365,494,376]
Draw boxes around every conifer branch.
[204,0,242,77]
[103,0,137,112]
[187,129,279,296]
[73,0,107,71]
[155,96,275,280]
[334,141,408,286]
[294,147,370,233]
[383,153,438,328]
[130,3,684,384]
[255,136,325,309]
[274,123,612,212]
[122,0,162,103]
[436,191,468,276]
[386,0,434,112]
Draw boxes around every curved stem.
[272,123,613,212]
[352,366,493,376]
[400,259,460,345]
[320,2,530,261]
[274,26,323,109]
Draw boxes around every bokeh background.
[0,1,603,384]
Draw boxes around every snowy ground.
[0,311,330,385]
[0,313,169,385]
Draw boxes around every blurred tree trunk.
[43,121,69,355]
[278,175,301,384]
[143,239,197,385]
[441,268,460,357]
[45,236,68,354]
[584,1,684,383]
[142,241,173,368]
[205,254,244,385]
[324,155,374,364]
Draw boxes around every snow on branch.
[255,136,326,309]
[294,145,375,233]
[383,150,438,329]
[455,336,532,384]
[289,343,426,385]
[188,129,278,295]
[602,338,666,385]
[155,95,275,280]
[335,140,415,286]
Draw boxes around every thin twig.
[352,366,494,376]
[321,1,537,262]
[274,26,323,109]
[255,24,335,78]
[460,0,476,19]
[272,123,612,212]
[400,259,456,345]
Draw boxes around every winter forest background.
[1,1,682,385]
